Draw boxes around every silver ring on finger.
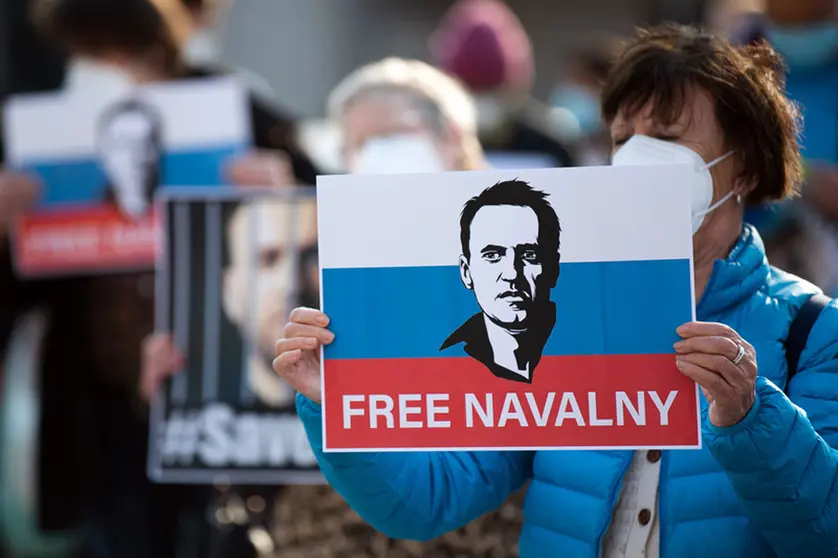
[732,343,745,365]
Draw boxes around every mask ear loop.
[701,149,736,171]
[695,150,739,218]
[705,149,745,205]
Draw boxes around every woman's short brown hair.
[32,0,191,73]
[601,24,803,204]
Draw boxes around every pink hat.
[429,0,534,93]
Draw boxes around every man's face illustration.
[223,199,318,362]
[460,205,547,328]
[100,110,158,216]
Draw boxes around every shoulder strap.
[786,293,832,381]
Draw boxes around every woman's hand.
[140,332,185,403]
[225,149,294,188]
[674,321,757,428]
[272,307,335,404]
[0,171,40,236]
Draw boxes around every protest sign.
[3,76,250,277]
[317,165,700,452]
[148,187,322,484]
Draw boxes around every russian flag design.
[317,165,702,452]
[3,76,251,276]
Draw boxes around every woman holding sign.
[276,25,838,558]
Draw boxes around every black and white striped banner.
[148,186,323,484]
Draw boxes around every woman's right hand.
[0,171,40,236]
[273,307,335,404]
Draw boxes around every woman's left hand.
[225,149,294,188]
[674,321,757,428]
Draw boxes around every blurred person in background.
[0,0,321,557]
[143,57,528,557]
[179,0,229,65]
[64,0,276,101]
[728,0,838,295]
[39,0,318,185]
[278,24,838,557]
[428,0,576,169]
[549,44,613,165]
[327,57,485,174]
[177,0,278,102]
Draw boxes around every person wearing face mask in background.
[549,44,613,166]
[177,0,278,103]
[276,25,838,558]
[428,0,576,170]
[727,0,838,295]
[328,57,486,175]
[64,0,273,99]
[179,0,226,65]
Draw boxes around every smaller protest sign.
[3,76,250,277]
[317,165,700,452]
[148,187,323,484]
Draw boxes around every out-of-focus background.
[0,0,763,170]
[2,0,837,557]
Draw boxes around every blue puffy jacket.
[298,225,838,557]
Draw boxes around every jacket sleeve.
[296,392,533,541]
[703,299,838,557]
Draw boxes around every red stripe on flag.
[15,205,159,274]
[323,354,700,450]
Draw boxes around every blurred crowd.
[2,0,838,557]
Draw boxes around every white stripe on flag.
[316,165,694,270]
[4,76,249,161]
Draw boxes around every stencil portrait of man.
[97,97,164,219]
[441,179,560,383]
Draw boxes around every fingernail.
[323,330,335,343]
[317,315,329,327]
[675,360,685,371]
[676,323,688,334]
[673,341,684,352]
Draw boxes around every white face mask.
[351,134,446,175]
[611,135,735,234]
[183,30,222,65]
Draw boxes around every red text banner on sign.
[323,353,700,451]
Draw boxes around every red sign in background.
[15,205,159,276]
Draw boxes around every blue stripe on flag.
[322,259,692,360]
[19,144,247,206]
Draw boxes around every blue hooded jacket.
[297,225,838,557]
